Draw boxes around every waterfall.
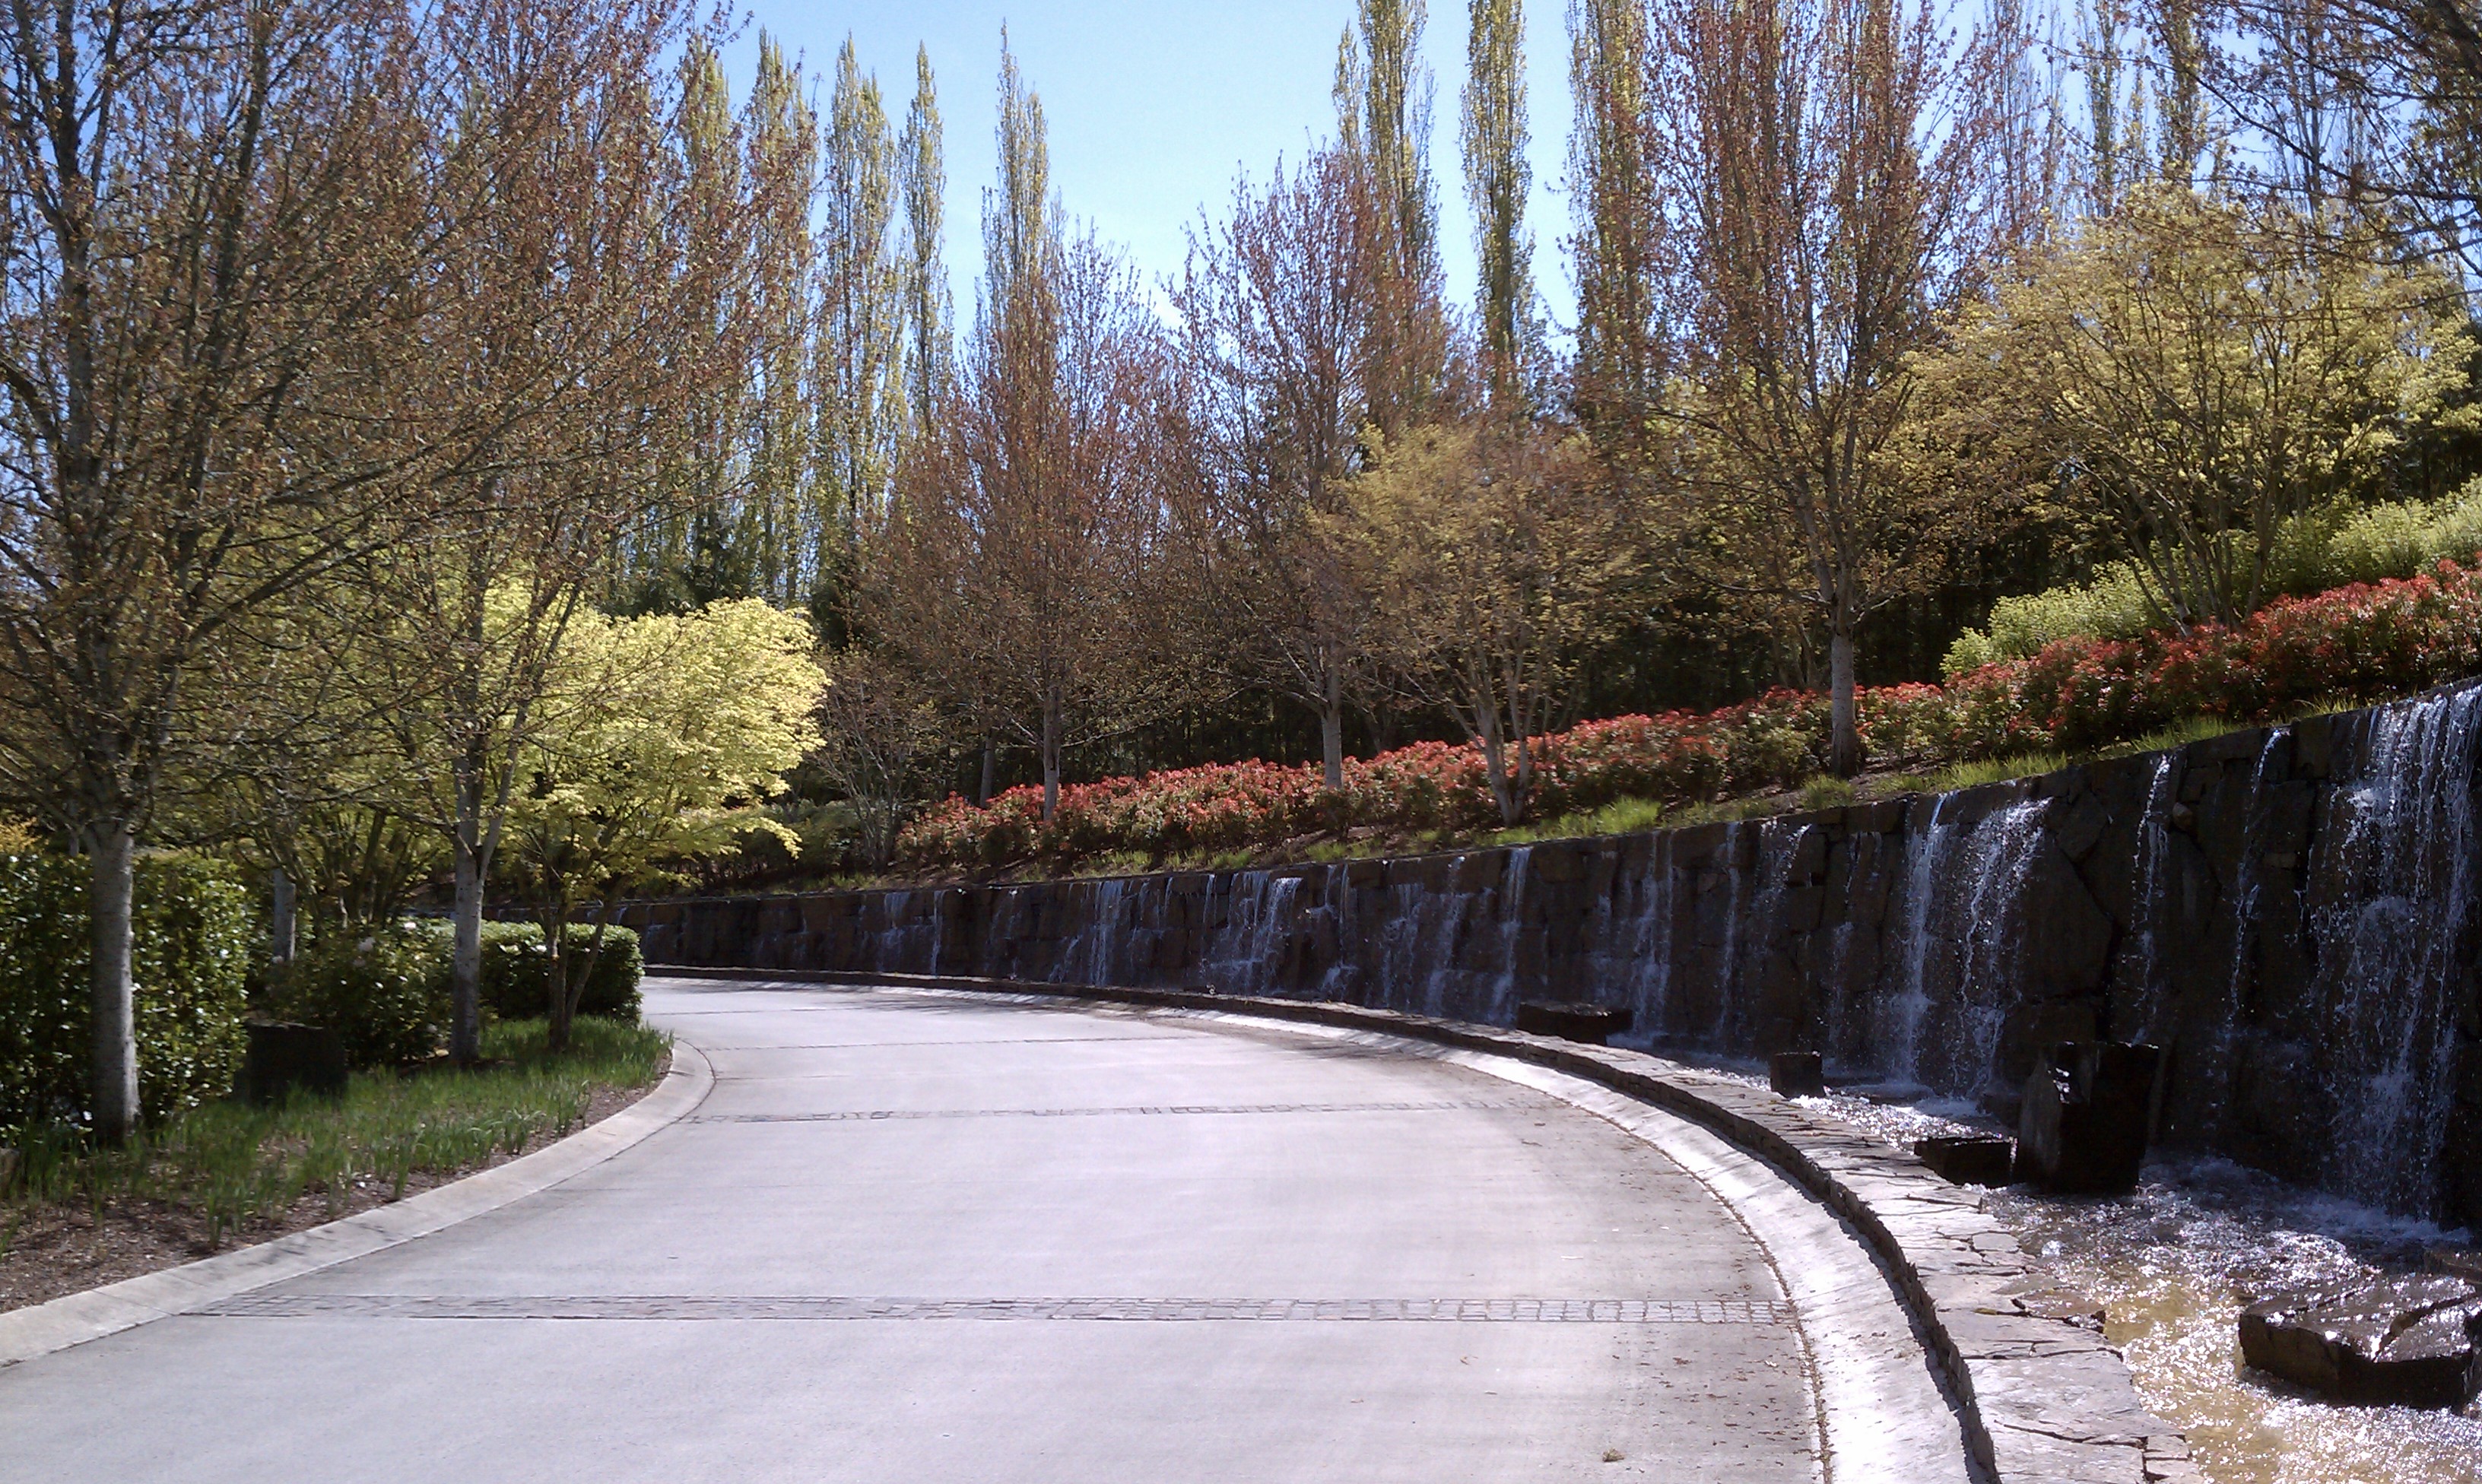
[1882,794,1956,1089]
[1880,794,2049,1100]
[1487,847,1532,1023]
[2309,687,2482,1213]
[2117,755,2179,1006]
[1592,832,1674,1049]
[1952,801,2051,1105]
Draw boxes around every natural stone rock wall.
[623,678,2482,1225]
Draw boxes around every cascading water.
[1879,795,2050,1101]
[2308,687,2482,1214]
[2116,755,2180,1007]
[1881,794,1957,1092]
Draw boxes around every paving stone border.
[662,965,2201,1484]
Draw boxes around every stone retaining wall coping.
[659,965,2198,1484]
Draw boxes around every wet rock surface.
[1512,999,1631,1045]
[2018,1042,2161,1194]
[1767,1050,1824,1097]
[2238,1275,2482,1409]
[1914,1134,2016,1186]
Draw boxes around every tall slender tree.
[1336,0,1455,436]
[816,37,906,566]
[745,33,819,606]
[1567,0,1665,458]
[900,46,952,437]
[1464,0,1541,413]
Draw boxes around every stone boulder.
[243,1022,348,1105]
[2239,1276,2482,1409]
[1768,1051,1826,1098]
[1514,1000,1632,1045]
[2017,1041,2161,1194]
[1914,1134,2016,1187]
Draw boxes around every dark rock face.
[625,680,2482,1225]
[2017,1042,2161,1194]
[242,1022,347,1105]
[1913,1134,2015,1187]
[1768,1051,1826,1098]
[2239,1276,2482,1409]
[1514,1000,1632,1045]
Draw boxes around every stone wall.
[624,680,2482,1224]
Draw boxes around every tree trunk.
[1040,698,1062,825]
[270,867,297,966]
[977,737,996,805]
[1828,627,1862,778]
[450,775,486,1065]
[1479,715,1521,826]
[1318,674,1346,791]
[87,820,139,1143]
[544,909,570,1054]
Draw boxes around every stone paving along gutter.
[659,964,2201,1484]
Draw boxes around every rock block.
[2017,1042,2161,1194]
[1769,1051,1826,1098]
[1513,1000,1632,1045]
[2239,1276,2482,1408]
[1915,1134,2017,1186]
[243,1022,348,1105]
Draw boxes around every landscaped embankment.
[625,677,2482,1227]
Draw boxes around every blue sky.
[724,2,1577,336]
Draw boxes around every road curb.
[0,1038,715,1370]
[657,966,2199,1484]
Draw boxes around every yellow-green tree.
[1933,186,2471,625]
[505,600,823,1049]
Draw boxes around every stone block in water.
[1768,1051,1825,1098]
[243,1022,348,1105]
[2016,1041,2161,1194]
[2239,1276,2482,1409]
[1513,1000,1631,1045]
[1914,1134,2016,1186]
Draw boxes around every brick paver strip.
[197,1293,1794,1324]
[684,1099,1516,1124]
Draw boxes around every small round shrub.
[260,924,449,1068]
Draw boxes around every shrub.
[473,921,643,1023]
[259,923,450,1069]
[1943,480,2482,673]
[0,853,253,1130]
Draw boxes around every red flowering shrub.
[893,558,2482,871]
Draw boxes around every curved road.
[0,978,1910,1482]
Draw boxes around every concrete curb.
[659,966,2198,1484]
[0,1038,715,1370]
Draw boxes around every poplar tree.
[1568,0,1664,456]
[1335,0,1455,435]
[746,34,819,605]
[900,46,952,435]
[1464,0,1540,414]
[817,38,906,562]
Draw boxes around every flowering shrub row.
[897,558,2482,871]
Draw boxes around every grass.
[1795,774,1858,811]
[1484,795,1668,847]
[1931,750,2069,793]
[2,1016,670,1252]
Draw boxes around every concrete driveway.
[0,978,1844,1483]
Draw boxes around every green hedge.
[478,922,643,1023]
[258,924,449,1068]
[0,854,253,1130]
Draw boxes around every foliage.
[258,924,450,1070]
[1944,480,2482,672]
[6,1017,668,1250]
[0,855,252,1130]
[467,923,645,1025]
[1931,186,2471,627]
[897,556,2482,871]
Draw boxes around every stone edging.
[662,966,2198,1484]
[0,1039,716,1370]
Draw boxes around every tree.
[506,600,821,1051]
[900,46,952,433]
[1342,422,1636,823]
[811,645,951,867]
[0,0,445,1139]
[877,39,1176,823]
[817,37,906,553]
[1336,0,1458,436]
[1169,146,1384,788]
[744,33,820,608]
[361,1,773,1065]
[1932,186,2471,626]
[1566,0,1667,461]
[1464,0,1543,412]
[1649,0,2035,775]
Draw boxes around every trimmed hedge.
[473,921,643,1024]
[898,556,2482,872]
[259,924,450,1068]
[0,854,253,1130]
